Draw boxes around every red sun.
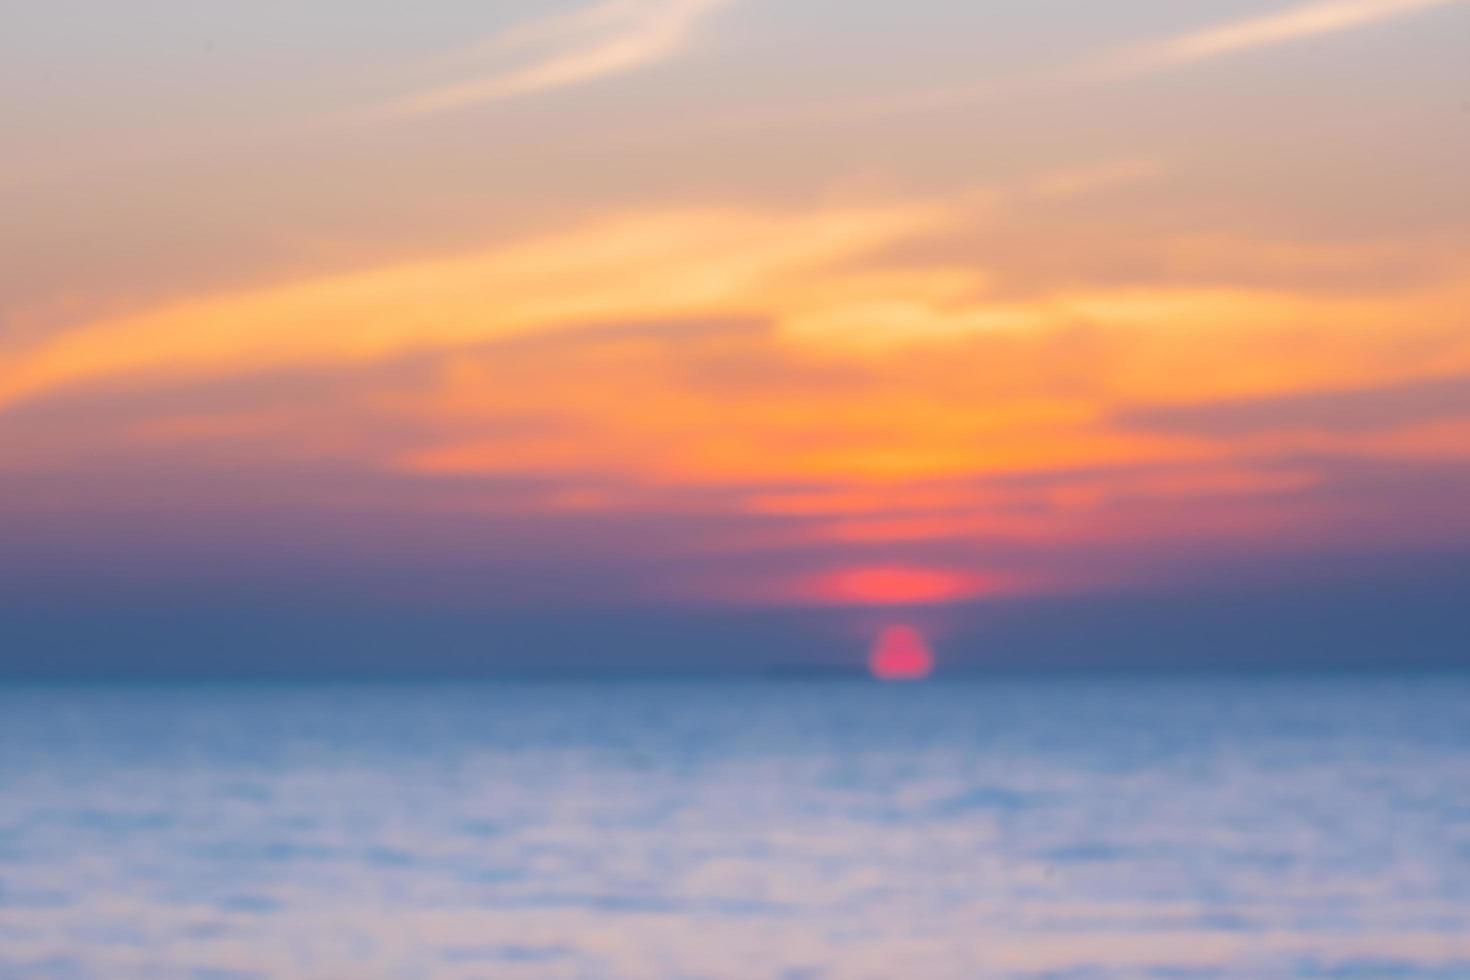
[868,624,935,681]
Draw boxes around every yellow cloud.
[0,201,938,410]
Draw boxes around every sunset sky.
[3,0,1468,672]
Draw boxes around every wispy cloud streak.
[369,0,733,120]
[1104,0,1463,74]
[727,0,1464,130]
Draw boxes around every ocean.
[1,673,1468,978]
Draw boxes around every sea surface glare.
[1,674,1469,978]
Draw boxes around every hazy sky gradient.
[3,0,1468,671]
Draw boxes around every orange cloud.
[5,189,1469,610]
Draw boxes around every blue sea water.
[1,673,1469,979]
